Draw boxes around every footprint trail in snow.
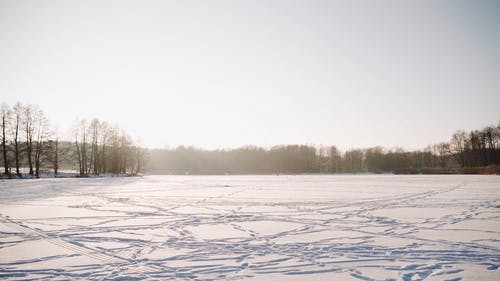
[0,175,498,280]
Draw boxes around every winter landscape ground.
[0,175,498,281]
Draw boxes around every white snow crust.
[0,175,498,280]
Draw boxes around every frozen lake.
[0,175,499,280]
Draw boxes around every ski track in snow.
[0,175,498,280]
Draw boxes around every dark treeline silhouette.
[147,123,500,175]
[0,102,144,178]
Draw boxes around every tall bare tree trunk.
[34,116,46,178]
[35,140,41,178]
[25,108,34,176]
[54,139,58,176]
[101,144,106,173]
[82,127,87,175]
[14,115,20,176]
[1,114,8,175]
[76,137,83,176]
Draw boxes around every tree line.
[1,102,144,178]
[2,102,498,176]
[146,123,500,175]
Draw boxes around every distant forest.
[1,102,499,177]
[147,121,500,174]
[147,123,499,175]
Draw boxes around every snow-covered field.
[0,175,498,280]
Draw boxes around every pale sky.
[0,0,499,150]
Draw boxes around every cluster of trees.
[1,102,143,178]
[447,127,500,168]
[0,103,50,177]
[147,123,499,175]
[72,118,144,176]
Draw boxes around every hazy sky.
[0,0,499,150]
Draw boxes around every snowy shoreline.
[2,171,498,180]
[0,172,142,180]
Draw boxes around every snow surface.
[0,175,498,280]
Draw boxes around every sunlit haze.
[1,0,499,149]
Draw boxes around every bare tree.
[99,121,109,174]
[74,119,88,176]
[24,104,37,175]
[33,108,50,177]
[89,119,100,175]
[12,102,23,176]
[48,137,60,176]
[450,130,468,167]
[75,131,82,176]
[1,103,10,175]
